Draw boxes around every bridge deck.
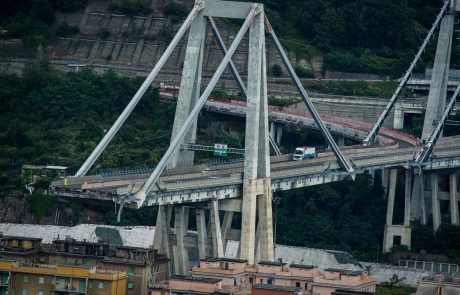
[51,136,460,207]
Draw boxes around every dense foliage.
[244,0,441,76]
[275,174,386,260]
[0,62,173,198]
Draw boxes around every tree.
[272,64,282,77]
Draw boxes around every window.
[267,278,273,285]
[38,290,43,295]
[11,288,15,295]
[12,274,16,282]
[22,288,27,295]
[39,256,45,263]
[89,281,93,288]
[23,275,28,283]
[98,282,104,289]
[128,266,135,276]
[260,279,263,284]
[128,282,134,289]
[38,276,44,284]
[305,283,308,289]
[249,277,254,284]
[295,282,300,288]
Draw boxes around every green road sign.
[214,144,228,156]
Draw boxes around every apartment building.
[0,259,126,295]
[0,235,168,295]
[170,258,377,295]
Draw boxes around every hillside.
[1,0,460,262]
[0,0,454,78]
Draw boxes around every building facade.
[153,258,376,295]
[0,235,168,295]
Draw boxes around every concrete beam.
[386,169,398,226]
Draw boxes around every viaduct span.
[51,0,460,275]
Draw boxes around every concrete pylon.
[240,9,274,264]
[169,8,207,169]
[422,12,454,141]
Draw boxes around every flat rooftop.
[170,276,222,284]
[324,268,362,276]
[252,284,298,292]
[201,257,248,263]
[290,264,316,270]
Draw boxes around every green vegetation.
[376,286,416,295]
[108,0,152,16]
[56,21,79,37]
[163,2,188,23]
[55,0,88,12]
[304,80,401,98]
[0,62,173,199]
[97,28,111,39]
[275,174,386,260]
[294,66,314,78]
[272,64,282,77]
[242,0,439,76]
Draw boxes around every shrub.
[211,89,230,100]
[109,0,152,16]
[272,64,282,77]
[56,22,79,37]
[55,0,88,12]
[163,2,188,21]
[294,66,314,78]
[97,28,111,39]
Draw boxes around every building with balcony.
[0,259,126,295]
[151,276,223,295]
[185,258,376,295]
[0,234,168,295]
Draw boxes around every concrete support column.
[173,206,189,275]
[169,10,206,168]
[449,173,459,225]
[241,9,271,265]
[241,180,258,263]
[276,125,282,145]
[153,206,164,252]
[404,170,412,226]
[258,178,274,261]
[382,169,390,199]
[386,169,398,226]
[422,13,454,140]
[196,208,208,259]
[393,106,404,130]
[337,136,345,147]
[411,174,427,224]
[159,206,173,276]
[221,211,233,253]
[431,173,441,231]
[270,122,275,140]
[210,200,224,258]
